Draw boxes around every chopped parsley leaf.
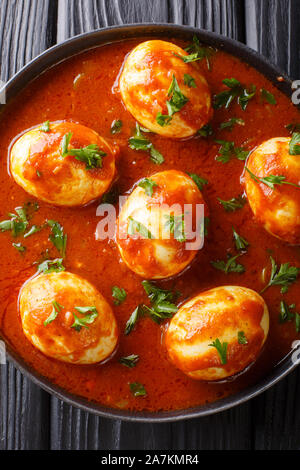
[40,121,50,132]
[261,88,277,105]
[127,217,155,239]
[245,167,300,190]
[214,78,256,111]
[183,73,196,88]
[71,306,98,332]
[261,256,300,294]
[112,286,127,305]
[218,195,246,212]
[211,253,245,274]
[129,382,147,397]
[289,132,300,155]
[138,178,158,197]
[44,300,63,327]
[38,258,65,274]
[188,172,208,191]
[110,119,123,134]
[209,338,228,364]
[238,331,248,345]
[232,227,249,251]
[119,354,140,368]
[47,220,67,258]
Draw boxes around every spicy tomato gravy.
[0,39,299,412]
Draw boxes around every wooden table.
[0,0,300,450]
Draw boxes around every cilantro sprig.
[138,178,158,197]
[127,217,155,239]
[156,75,188,127]
[245,167,300,190]
[209,338,228,364]
[71,306,98,332]
[129,382,147,397]
[129,124,164,164]
[38,258,65,274]
[175,35,215,70]
[188,173,208,191]
[211,253,245,274]
[61,132,106,169]
[112,286,127,306]
[215,140,250,163]
[218,195,246,212]
[119,354,140,368]
[261,256,300,294]
[232,227,249,251]
[289,132,300,155]
[44,300,64,327]
[47,220,67,258]
[214,78,256,111]
[164,214,186,242]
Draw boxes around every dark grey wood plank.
[57,0,244,41]
[0,0,58,450]
[52,0,251,451]
[245,0,300,79]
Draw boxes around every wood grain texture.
[1,0,300,450]
[245,0,300,79]
[57,0,244,42]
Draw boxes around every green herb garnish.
[156,113,172,127]
[211,253,245,274]
[286,123,300,134]
[129,382,147,397]
[245,167,300,190]
[129,124,164,164]
[180,35,215,70]
[61,132,106,169]
[215,140,250,163]
[119,354,139,368]
[166,74,188,117]
[47,220,67,258]
[198,124,213,137]
[261,256,300,294]
[44,301,63,326]
[112,286,127,306]
[261,88,277,105]
[125,305,143,335]
[12,243,26,254]
[40,121,50,132]
[164,214,186,242]
[61,132,73,157]
[24,225,43,238]
[71,306,98,332]
[289,132,300,155]
[183,74,196,88]
[220,117,245,131]
[127,217,154,239]
[218,195,246,212]
[214,78,256,111]
[38,258,65,274]
[209,338,228,364]
[238,331,248,345]
[110,119,123,134]
[138,178,158,197]
[0,203,38,238]
[232,227,249,251]
[188,173,208,191]
[279,301,296,323]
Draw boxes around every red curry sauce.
[0,39,300,412]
